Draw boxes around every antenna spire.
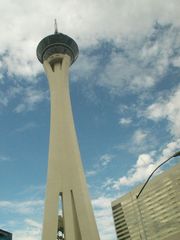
[54,19,58,34]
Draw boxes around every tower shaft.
[42,54,100,240]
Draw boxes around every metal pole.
[135,151,180,239]
[136,151,180,199]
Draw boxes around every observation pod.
[36,30,100,240]
[37,32,79,64]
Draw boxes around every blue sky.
[0,0,180,239]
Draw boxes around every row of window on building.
[111,162,180,240]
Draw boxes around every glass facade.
[0,230,12,240]
[112,163,180,240]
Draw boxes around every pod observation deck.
[36,32,79,65]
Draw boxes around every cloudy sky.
[0,0,180,239]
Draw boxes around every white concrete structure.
[112,163,180,240]
[37,31,100,240]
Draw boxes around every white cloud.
[171,56,180,67]
[119,117,132,125]
[132,129,148,145]
[101,178,115,191]
[24,219,42,229]
[161,139,180,160]
[92,196,116,240]
[93,196,113,209]
[0,196,116,240]
[0,200,43,215]
[15,122,37,133]
[145,85,180,138]
[86,170,97,177]
[136,154,154,167]
[18,185,45,200]
[0,155,11,162]
[123,128,156,154]
[100,154,114,167]
[113,153,155,189]
[98,23,180,94]
[0,0,179,110]
[86,153,115,177]
[13,219,41,240]
[14,87,48,113]
[145,102,164,120]
[0,93,9,107]
[71,53,100,82]
[0,84,23,108]
[112,139,180,189]
[0,84,47,113]
[0,0,179,79]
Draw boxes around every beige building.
[111,163,180,240]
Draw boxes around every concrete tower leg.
[40,54,100,240]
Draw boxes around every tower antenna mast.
[54,19,58,34]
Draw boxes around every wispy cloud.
[106,139,180,190]
[71,52,100,82]
[132,129,148,145]
[0,84,23,108]
[113,153,155,189]
[0,83,48,114]
[86,153,114,177]
[98,23,180,95]
[86,170,97,177]
[13,219,42,240]
[145,85,180,138]
[0,2,180,240]
[0,155,11,162]
[92,196,116,240]
[14,87,48,113]
[14,122,37,133]
[118,117,132,126]
[100,154,114,167]
[171,56,180,67]
[0,1,179,117]
[117,128,156,154]
[17,185,45,200]
[0,1,179,88]
[0,200,43,215]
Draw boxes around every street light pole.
[136,151,180,199]
[135,150,180,239]
[136,196,147,240]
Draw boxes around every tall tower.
[36,26,100,240]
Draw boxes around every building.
[0,229,12,240]
[111,163,180,240]
[36,23,100,240]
